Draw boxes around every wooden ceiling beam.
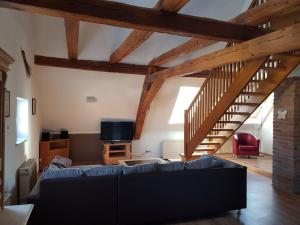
[64,19,79,59]
[109,0,189,64]
[0,0,264,41]
[34,55,160,75]
[135,70,165,139]
[149,0,300,66]
[151,22,300,80]
[134,69,211,139]
[34,55,209,77]
[133,21,300,138]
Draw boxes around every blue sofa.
[27,155,247,225]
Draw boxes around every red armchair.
[233,133,260,157]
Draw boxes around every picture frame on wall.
[4,89,10,118]
[32,98,36,115]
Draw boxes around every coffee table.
[118,158,167,166]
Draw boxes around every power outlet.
[145,150,151,153]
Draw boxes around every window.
[169,86,200,124]
[16,97,29,144]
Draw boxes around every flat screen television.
[100,121,135,141]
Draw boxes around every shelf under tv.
[102,142,132,165]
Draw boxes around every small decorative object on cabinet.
[39,139,70,170]
[103,142,131,165]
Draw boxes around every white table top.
[0,204,34,225]
[118,157,167,165]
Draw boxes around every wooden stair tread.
[240,91,266,96]
[199,142,220,145]
[195,148,216,151]
[248,80,261,83]
[211,128,234,132]
[232,102,259,106]
[225,112,250,115]
[217,121,242,124]
[261,65,286,70]
[272,54,300,61]
[206,135,227,139]
[262,67,286,72]
[249,80,276,85]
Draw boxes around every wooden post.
[0,48,14,210]
[0,72,7,211]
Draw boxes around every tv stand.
[103,140,131,144]
[102,142,131,165]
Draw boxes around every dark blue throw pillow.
[43,167,83,180]
[122,163,158,175]
[83,165,123,176]
[185,156,222,170]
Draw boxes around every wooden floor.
[217,153,272,177]
[162,171,300,225]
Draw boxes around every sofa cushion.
[43,167,83,180]
[158,161,185,172]
[51,156,72,168]
[185,157,222,170]
[122,163,158,175]
[239,145,256,151]
[83,165,123,176]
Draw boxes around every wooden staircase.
[182,54,300,160]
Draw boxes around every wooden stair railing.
[182,0,300,160]
[183,54,300,160]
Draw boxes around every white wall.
[133,78,204,158]
[35,66,203,158]
[0,9,41,203]
[260,109,273,155]
[35,66,144,133]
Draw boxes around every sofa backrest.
[118,166,247,225]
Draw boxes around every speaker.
[41,132,50,141]
[60,130,69,139]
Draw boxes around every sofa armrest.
[27,176,41,204]
[256,139,260,150]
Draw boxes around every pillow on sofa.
[158,161,185,172]
[202,155,240,168]
[122,163,158,175]
[83,165,123,176]
[51,156,72,168]
[43,167,83,180]
[46,164,61,170]
[185,156,221,170]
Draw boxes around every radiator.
[18,158,37,204]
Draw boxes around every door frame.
[0,48,14,210]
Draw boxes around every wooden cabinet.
[103,142,131,165]
[39,139,70,170]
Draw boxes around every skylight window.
[169,86,200,124]
[16,97,29,144]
